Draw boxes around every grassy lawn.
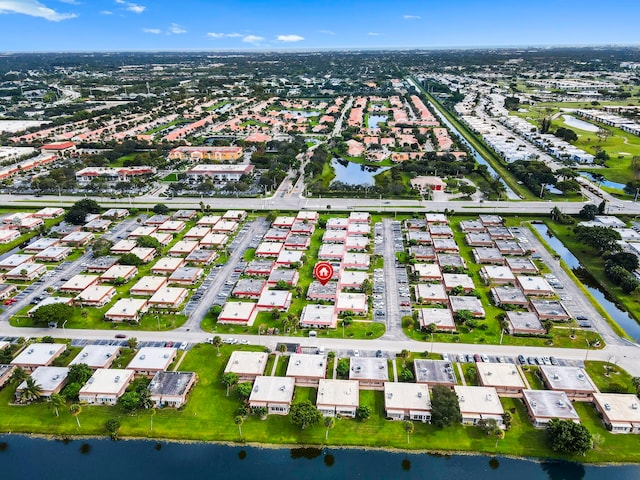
[521,365,544,390]
[584,361,636,394]
[1,344,639,461]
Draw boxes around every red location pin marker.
[313,261,334,286]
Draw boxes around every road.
[180,216,268,332]
[381,218,405,340]
[3,192,635,217]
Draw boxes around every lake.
[368,114,388,129]
[1,435,639,480]
[331,158,389,186]
[578,172,626,191]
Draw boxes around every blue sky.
[1,0,639,51]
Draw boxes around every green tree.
[236,382,253,400]
[31,303,75,327]
[579,204,598,220]
[50,393,65,417]
[62,382,82,400]
[119,391,141,411]
[67,363,93,385]
[324,416,335,440]
[430,385,462,428]
[212,335,222,356]
[336,358,349,378]
[222,372,239,396]
[10,366,28,385]
[70,403,82,428]
[139,389,153,410]
[398,349,411,368]
[153,204,170,215]
[234,415,245,437]
[92,237,114,257]
[574,225,621,254]
[126,337,138,350]
[119,253,143,266]
[105,419,121,440]
[290,401,322,429]
[399,367,414,382]
[356,405,371,421]
[546,418,593,455]
[20,376,42,403]
[404,420,415,444]
[136,235,161,250]
[605,251,640,273]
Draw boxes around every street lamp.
[584,339,590,362]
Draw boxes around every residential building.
[316,379,359,417]
[78,369,135,404]
[384,382,431,422]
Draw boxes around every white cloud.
[59,0,80,4]
[207,32,243,39]
[367,32,383,36]
[142,28,161,34]
[115,0,145,13]
[318,30,335,35]
[0,0,77,21]
[277,34,304,42]
[403,15,421,19]
[169,23,186,34]
[100,10,112,14]
[242,35,264,44]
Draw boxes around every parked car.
[518,355,527,365]
[115,334,126,339]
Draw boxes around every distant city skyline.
[1,0,639,52]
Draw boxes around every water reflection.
[290,447,323,460]
[324,453,335,467]
[330,158,389,186]
[540,460,586,480]
[79,443,91,455]
[489,457,500,470]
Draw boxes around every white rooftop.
[127,347,177,372]
[317,379,360,407]
[79,368,135,395]
[11,343,66,367]
[69,345,120,369]
[286,353,327,379]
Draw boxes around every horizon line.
[2,42,640,55]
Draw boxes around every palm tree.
[50,393,65,417]
[139,389,153,410]
[324,416,335,440]
[10,366,28,385]
[234,415,244,438]
[70,403,82,428]
[20,377,42,403]
[212,336,222,356]
[404,420,415,444]
[222,372,239,397]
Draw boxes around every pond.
[579,172,626,191]
[562,115,600,133]
[1,435,640,480]
[532,223,640,341]
[330,158,390,186]
[279,110,320,118]
[368,114,388,129]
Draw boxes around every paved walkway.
[456,363,467,385]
